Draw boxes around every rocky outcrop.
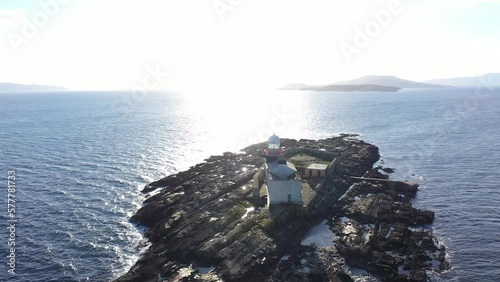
[116,135,448,282]
[332,180,448,281]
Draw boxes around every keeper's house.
[304,163,328,178]
[265,159,302,205]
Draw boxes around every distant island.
[281,75,446,92]
[0,83,68,92]
[282,73,500,92]
[281,83,401,92]
[334,75,446,89]
[424,73,500,87]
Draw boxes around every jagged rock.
[116,136,447,282]
[380,166,396,174]
[330,168,448,281]
[364,168,390,179]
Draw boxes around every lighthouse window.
[269,143,280,149]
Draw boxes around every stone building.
[304,163,328,178]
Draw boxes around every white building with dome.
[264,134,302,206]
[264,134,284,160]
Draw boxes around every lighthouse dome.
[268,134,280,144]
[268,134,280,150]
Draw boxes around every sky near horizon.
[0,0,499,91]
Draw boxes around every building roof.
[306,163,329,171]
[268,134,280,144]
[269,161,297,180]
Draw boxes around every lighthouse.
[264,134,283,161]
[263,134,303,207]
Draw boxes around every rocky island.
[280,84,401,92]
[116,135,448,282]
[0,82,68,92]
[280,75,451,92]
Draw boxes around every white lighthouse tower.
[264,134,283,161]
[263,134,302,206]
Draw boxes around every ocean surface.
[0,88,499,281]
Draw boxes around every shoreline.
[116,135,448,281]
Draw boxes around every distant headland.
[281,73,500,92]
[0,83,68,92]
[281,83,401,92]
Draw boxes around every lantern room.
[268,134,280,150]
[265,134,284,159]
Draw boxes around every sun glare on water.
[182,88,302,153]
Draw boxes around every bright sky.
[0,0,499,90]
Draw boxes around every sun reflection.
[183,89,303,153]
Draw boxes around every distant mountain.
[280,83,400,92]
[303,84,400,92]
[424,73,500,87]
[334,75,446,89]
[0,83,68,92]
